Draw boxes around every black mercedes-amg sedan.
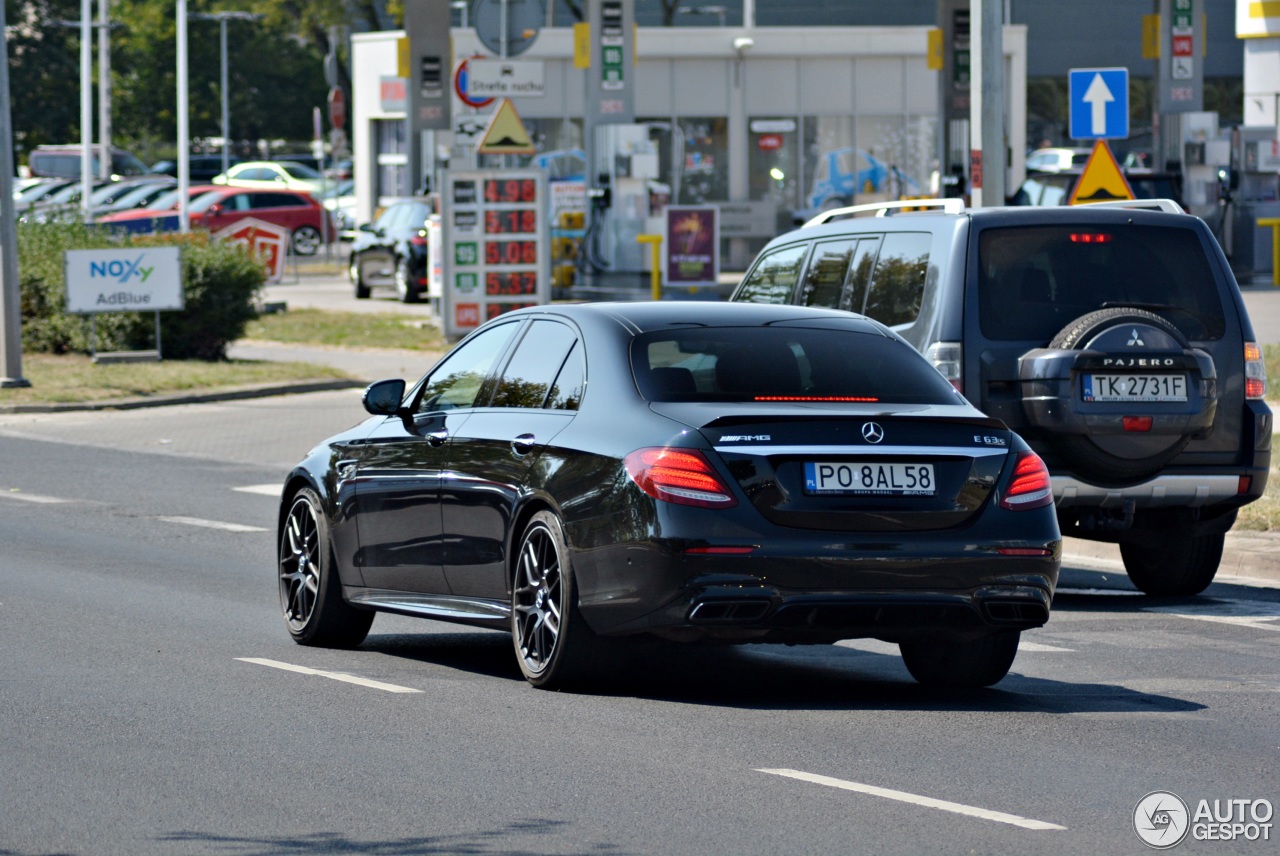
[277,302,1061,689]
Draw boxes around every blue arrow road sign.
[1069,67,1129,140]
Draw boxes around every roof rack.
[1075,198,1185,214]
[802,197,966,229]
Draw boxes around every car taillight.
[624,448,737,509]
[999,451,1053,510]
[924,341,963,393]
[410,232,428,246]
[1245,341,1267,400]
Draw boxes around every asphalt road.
[2,396,1279,855]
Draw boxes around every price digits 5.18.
[485,209,537,234]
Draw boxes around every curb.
[0,379,366,414]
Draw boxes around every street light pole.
[80,0,92,222]
[98,0,111,180]
[176,0,189,232]
[220,18,229,176]
[189,12,263,179]
[0,0,30,387]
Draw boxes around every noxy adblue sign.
[64,247,184,314]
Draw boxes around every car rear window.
[977,225,1226,341]
[632,326,959,404]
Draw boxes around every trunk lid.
[652,402,1012,532]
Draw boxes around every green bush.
[16,222,265,360]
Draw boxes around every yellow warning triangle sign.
[476,99,536,155]
[1069,140,1135,205]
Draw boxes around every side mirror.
[362,378,407,416]
[207,203,223,216]
[358,222,376,233]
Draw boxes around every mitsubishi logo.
[861,422,885,444]
[1127,328,1146,347]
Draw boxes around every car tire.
[899,630,1020,688]
[395,258,420,303]
[511,510,606,689]
[350,255,371,299]
[291,225,323,257]
[1119,533,1224,596]
[1045,307,1197,482]
[279,487,374,648]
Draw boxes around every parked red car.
[98,186,335,255]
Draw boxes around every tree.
[5,0,86,158]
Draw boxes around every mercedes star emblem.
[861,422,885,444]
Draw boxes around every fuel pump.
[581,124,661,275]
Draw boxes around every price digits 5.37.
[485,271,538,295]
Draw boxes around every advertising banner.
[64,247,183,314]
[665,206,719,287]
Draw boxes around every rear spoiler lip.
[646,401,1010,433]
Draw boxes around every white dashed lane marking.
[236,658,423,693]
[1144,599,1280,632]
[756,768,1067,831]
[157,516,268,533]
[233,484,282,497]
[1019,641,1076,652]
[1055,587,1145,597]
[2,490,71,504]
[837,639,1074,655]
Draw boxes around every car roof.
[754,201,1200,254]
[509,301,892,336]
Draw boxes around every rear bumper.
[1054,472,1256,508]
[574,538,1060,643]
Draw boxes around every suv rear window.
[735,244,807,304]
[632,327,959,404]
[977,225,1226,341]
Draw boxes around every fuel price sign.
[443,170,548,338]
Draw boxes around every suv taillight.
[624,448,737,509]
[999,452,1054,511]
[1245,342,1267,400]
[925,341,963,393]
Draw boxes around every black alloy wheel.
[511,511,603,688]
[279,487,373,648]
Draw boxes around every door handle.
[426,429,449,447]
[511,433,536,455]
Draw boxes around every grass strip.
[244,308,446,351]
[1,354,351,405]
